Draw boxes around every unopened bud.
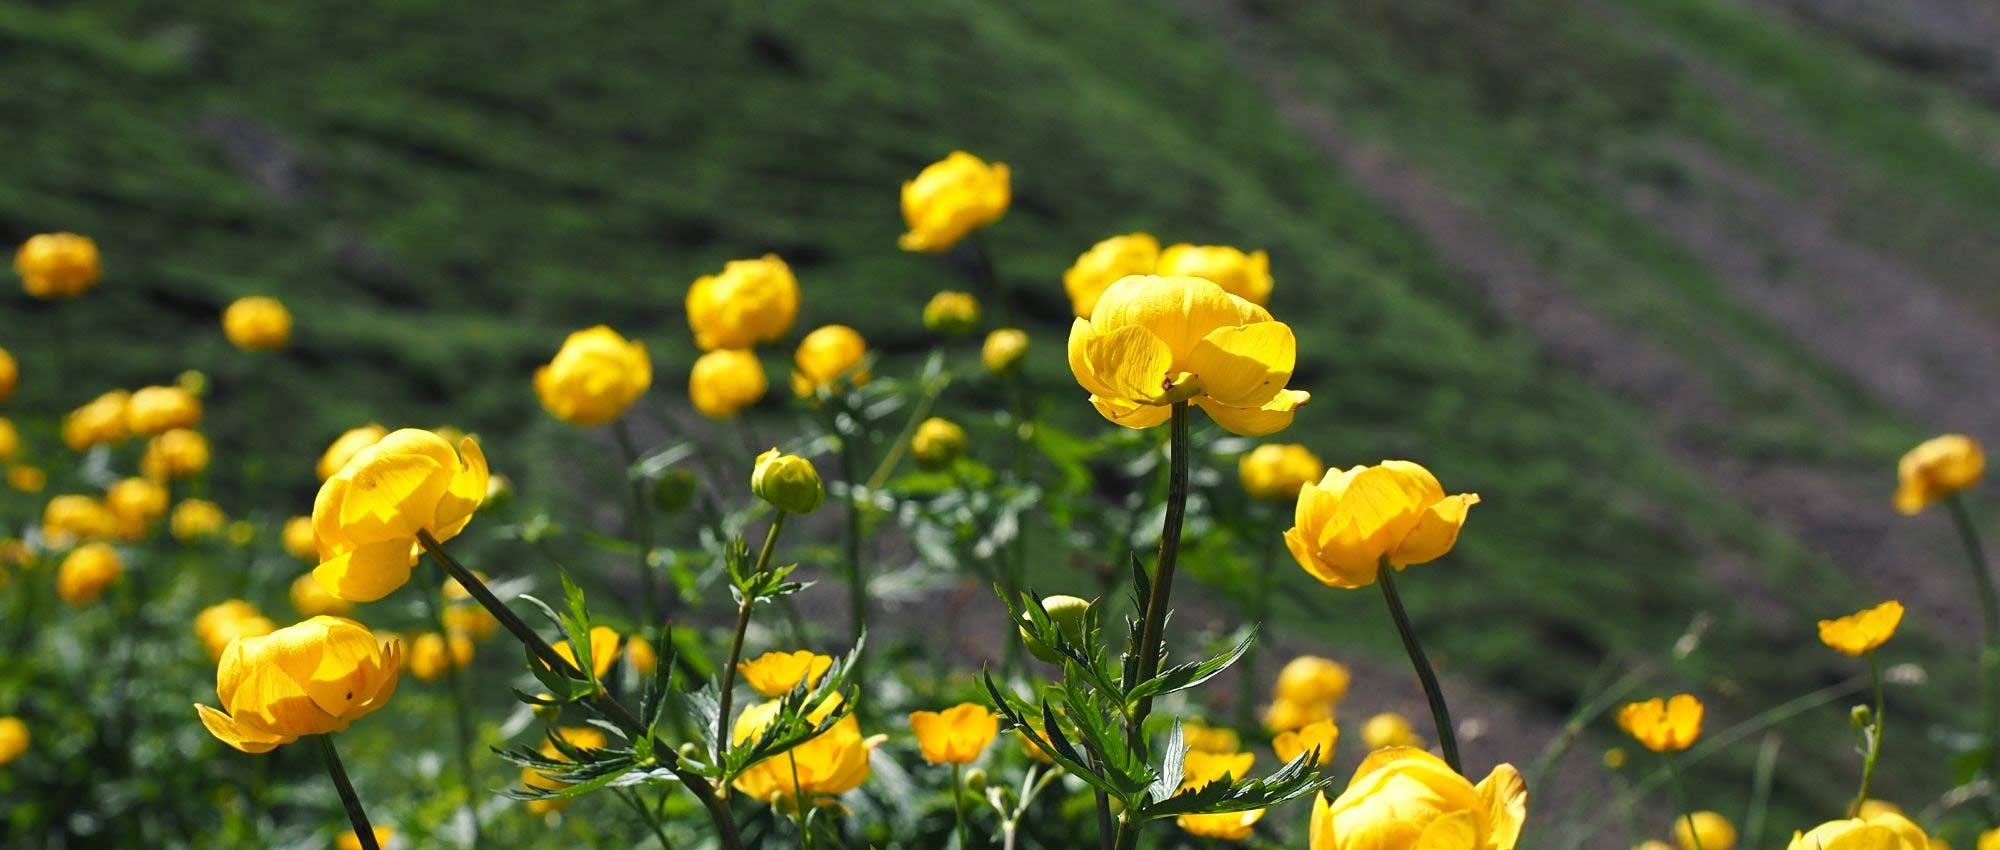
[912,418,967,470]
[752,449,823,515]
[1021,595,1092,664]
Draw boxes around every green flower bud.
[1021,594,1092,664]
[912,417,968,470]
[652,467,699,514]
[481,474,514,513]
[962,767,987,793]
[752,449,824,515]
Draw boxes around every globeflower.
[1064,233,1160,318]
[311,429,488,602]
[0,716,26,765]
[1618,694,1703,753]
[739,650,833,697]
[221,296,293,351]
[63,390,130,451]
[791,325,869,396]
[126,385,202,436]
[1895,434,1984,515]
[752,449,824,515]
[43,494,117,545]
[318,424,389,481]
[282,516,317,562]
[1273,718,1339,766]
[1158,243,1273,306]
[1309,748,1526,850]
[1275,655,1351,707]
[194,600,277,660]
[57,542,122,605]
[731,696,881,803]
[1240,443,1325,501]
[1676,811,1738,850]
[1066,275,1308,436]
[535,326,652,426]
[912,417,967,469]
[290,572,352,617]
[1361,712,1422,750]
[106,477,169,539]
[15,232,100,299]
[194,616,400,753]
[689,349,768,419]
[1819,601,1904,656]
[1286,460,1480,589]
[141,428,210,481]
[981,328,1029,375]
[908,703,998,765]
[408,632,474,682]
[899,151,1010,253]
[1266,697,1334,734]
[170,499,227,542]
[922,291,981,336]
[1786,812,1930,850]
[686,255,800,351]
[1175,750,1263,841]
[551,625,621,680]
[1181,719,1242,755]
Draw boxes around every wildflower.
[408,632,474,682]
[126,385,202,436]
[1309,748,1526,850]
[311,429,487,601]
[739,650,834,697]
[1286,460,1480,589]
[899,151,1010,253]
[7,465,44,493]
[0,716,27,765]
[106,477,168,538]
[689,349,768,419]
[731,696,881,803]
[1019,594,1091,663]
[142,429,211,480]
[1158,243,1273,306]
[1267,697,1335,734]
[1361,712,1422,750]
[1064,233,1160,318]
[685,255,799,351]
[1273,718,1339,766]
[1858,800,1904,819]
[290,573,352,617]
[15,232,100,299]
[912,417,967,469]
[1275,655,1351,707]
[1066,275,1308,436]
[1176,750,1263,840]
[56,542,121,604]
[318,424,388,481]
[922,291,981,336]
[337,827,396,850]
[1618,694,1703,753]
[1787,812,1930,850]
[1819,601,1904,656]
[1240,443,1325,501]
[908,703,999,765]
[442,603,497,641]
[535,326,652,426]
[625,635,658,674]
[43,494,117,545]
[194,601,276,660]
[551,626,621,679]
[221,296,292,351]
[521,726,611,814]
[1896,434,1984,515]
[1179,809,1263,841]
[981,328,1029,374]
[1676,812,1737,850]
[63,390,130,451]
[170,499,226,542]
[790,324,869,396]
[751,449,824,515]
[281,516,317,562]
[0,345,15,402]
[1181,719,1242,755]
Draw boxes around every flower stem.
[315,734,379,850]
[1850,652,1886,817]
[953,763,971,850]
[614,420,661,631]
[1377,558,1460,773]
[833,429,867,668]
[1946,494,2000,795]
[1112,402,1193,850]
[717,513,787,757]
[1663,753,1704,850]
[419,569,480,846]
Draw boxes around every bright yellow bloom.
[1896,434,1984,515]
[1310,748,1526,850]
[1274,718,1339,766]
[126,385,202,436]
[550,625,621,679]
[15,232,101,299]
[1677,811,1737,850]
[0,346,15,402]
[311,429,487,602]
[289,573,352,617]
[318,424,389,481]
[0,716,27,765]
[689,349,768,419]
[43,494,117,545]
[732,696,881,803]
[791,325,869,396]
[1267,697,1335,734]
[1241,443,1325,501]
[1158,243,1273,306]
[195,601,277,660]
[752,449,824,515]
[222,296,292,351]
[408,632,475,682]
[1819,601,1904,656]
[686,255,800,351]
[739,650,834,697]
[142,428,211,480]
[194,592,256,636]
[625,635,658,674]
[7,465,45,493]
[982,328,1029,374]
[57,542,121,604]
[1066,275,1309,436]
[442,603,497,641]
[1858,800,1904,819]
[1787,812,1930,850]
[1286,460,1480,589]
[171,499,227,542]
[908,703,998,765]
[522,726,611,814]
[194,616,400,753]
[63,390,130,451]
[1185,750,1255,789]
[106,477,169,538]
[1362,712,1423,750]
[912,417,967,469]
[279,516,316,562]
[535,326,652,426]
[923,291,981,335]
[1182,719,1242,754]
[1276,655,1351,707]
[1618,694,1703,753]
[337,827,395,850]
[1179,809,1264,841]
[1065,233,1160,318]
[1980,828,1999,850]
[899,151,1010,253]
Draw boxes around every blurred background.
[4,0,1999,846]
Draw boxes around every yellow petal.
[1476,763,1529,850]
[313,539,420,602]
[1187,321,1295,407]
[1196,389,1308,437]
[1391,493,1480,567]
[337,451,448,539]
[1414,810,1480,850]
[1089,276,1269,364]
[1082,324,1175,403]
[433,436,489,540]
[195,703,286,754]
[1089,395,1174,430]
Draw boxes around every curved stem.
[315,734,379,850]
[1663,754,1704,850]
[1946,494,2000,795]
[717,513,788,757]
[1850,652,1886,816]
[1377,559,1460,772]
[614,420,661,630]
[419,569,480,846]
[1112,402,1193,850]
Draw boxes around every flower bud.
[15,232,101,299]
[752,450,823,515]
[689,349,768,419]
[1851,704,1872,729]
[652,467,699,514]
[221,296,293,351]
[175,369,208,397]
[922,291,980,336]
[1021,594,1091,663]
[962,768,988,793]
[791,325,869,397]
[226,520,257,548]
[912,417,967,470]
[981,328,1029,375]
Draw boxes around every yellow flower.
[752,449,824,515]
[280,516,317,562]
[552,625,622,679]
[1240,443,1325,501]
[57,542,122,604]
[1361,712,1423,750]
[195,601,277,660]
[1064,233,1160,318]
[731,697,881,803]
[1286,460,1480,589]
[290,573,352,617]
[982,328,1029,375]
[171,499,227,542]
[15,232,101,299]
[7,465,45,493]
[337,827,396,850]
[1617,694,1703,753]
[1637,842,1677,850]
[1819,601,1904,656]
[1310,748,1526,850]
[142,428,211,480]
[1158,243,1273,306]
[923,291,981,336]
[1274,718,1339,766]
[1787,812,1930,850]
[899,151,1010,253]
[318,424,389,481]
[311,429,487,602]
[222,296,292,351]
[625,635,658,674]
[63,390,130,451]
[408,632,475,682]
[1980,828,1999,850]
[739,650,834,697]
[908,703,999,765]
[1896,434,1984,515]
[689,349,768,419]
[686,255,800,351]
[1185,750,1255,788]
[1179,809,1264,841]
[106,477,169,538]
[522,726,612,814]
[1677,811,1737,850]
[1276,655,1351,707]
[1066,275,1309,436]
[1858,800,1904,819]
[126,385,202,436]
[791,325,869,396]
[0,347,15,403]
[43,494,117,545]
[535,326,652,426]
[1267,697,1335,734]
[0,716,27,765]
[1182,719,1242,754]
[194,616,400,753]
[912,417,967,469]
[443,603,497,641]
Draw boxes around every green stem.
[315,734,379,850]
[717,513,787,757]
[614,420,661,631]
[615,788,675,850]
[1112,402,1193,850]
[420,566,481,846]
[789,753,812,850]
[1743,733,1781,850]
[834,430,867,660]
[953,763,971,850]
[1663,754,1704,850]
[1377,559,1460,772]
[863,373,952,492]
[1946,494,2000,795]
[1850,652,1886,816]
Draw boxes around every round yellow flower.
[311,429,488,602]
[1179,809,1264,841]
[290,572,352,617]
[63,390,130,451]
[280,516,318,562]
[126,386,202,436]
[8,465,45,493]
[1310,748,1526,850]
[1273,718,1340,766]
[170,499,227,542]
[1858,800,1904,819]
[912,417,967,469]
[981,328,1029,375]
[1275,655,1351,707]
[624,635,658,673]
[1158,243,1273,306]
[337,827,396,850]
[1896,434,1984,515]
[1172,749,1266,839]
[195,616,400,753]
[908,702,999,765]
[1361,712,1423,750]
[318,424,389,481]
[408,632,475,682]
[57,542,122,605]
[1286,460,1479,588]
[731,696,880,803]
[15,232,101,299]
[106,477,169,538]
[535,326,652,426]
[791,324,869,397]
[899,151,1010,253]
[0,346,16,402]
[739,650,834,697]
[0,716,28,765]
[443,602,498,641]
[1267,697,1335,734]
[1787,812,1930,850]
[1617,694,1703,753]
[142,428,211,480]
[1819,600,1904,656]
[0,419,19,463]
[1240,443,1325,501]
[922,291,981,336]
[195,600,277,660]
[521,726,612,814]
[1676,811,1738,850]
[1066,275,1309,436]
[752,449,824,515]
[221,295,292,350]
[43,494,116,545]
[689,349,768,420]
[1064,233,1160,318]
[686,254,800,351]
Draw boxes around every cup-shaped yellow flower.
[982,328,1029,375]
[1362,712,1423,750]
[218,295,292,351]
[912,417,968,469]
[1068,275,1309,435]
[57,542,122,605]
[290,572,352,617]
[1677,812,1738,850]
[0,716,27,765]
[319,424,389,481]
[1274,718,1340,766]
[732,697,881,802]
[1310,748,1526,850]
[1286,460,1480,589]
[923,291,981,336]
[1786,812,1930,850]
[908,703,999,765]
[141,429,211,481]
[1241,443,1325,501]
[311,429,488,602]
[1618,694,1703,753]
[752,449,824,515]
[686,255,800,351]
[1159,243,1273,306]
[1065,233,1160,318]
[1896,435,1984,515]
[63,390,130,451]
[1266,697,1335,734]
[408,632,475,682]
[899,151,1010,253]
[171,499,226,542]
[106,477,169,539]
[127,385,202,436]
[739,650,834,697]
[337,827,395,850]
[535,326,652,426]
[1275,655,1351,707]
[1819,601,1904,656]
[689,349,768,420]
[791,324,870,396]
[0,418,17,462]
[0,346,16,403]
[15,232,100,299]
[194,616,401,753]
[551,625,621,680]
[522,726,611,814]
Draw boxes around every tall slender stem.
[1946,494,2000,793]
[315,734,379,850]
[415,531,745,850]
[1377,559,1460,772]
[420,567,481,846]
[1663,754,1704,850]
[952,763,971,850]
[1112,402,1192,850]
[1850,652,1886,816]
[834,431,867,659]
[717,514,787,756]
[614,420,661,631]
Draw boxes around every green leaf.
[1125,627,1256,706]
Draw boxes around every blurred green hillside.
[4,0,1998,844]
